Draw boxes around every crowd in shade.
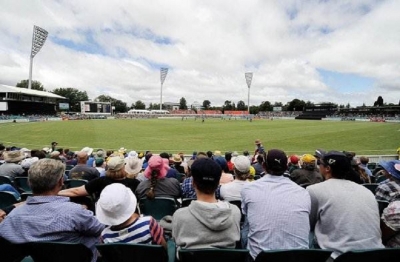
[0,139,400,262]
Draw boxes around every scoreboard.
[80,101,112,115]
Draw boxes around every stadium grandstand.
[0,84,65,115]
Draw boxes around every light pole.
[160,68,168,110]
[245,72,253,114]
[29,25,48,89]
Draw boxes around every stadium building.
[0,84,66,115]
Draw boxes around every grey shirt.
[307,179,384,259]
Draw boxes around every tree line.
[15,80,396,114]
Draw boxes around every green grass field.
[0,118,399,155]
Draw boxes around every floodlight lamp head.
[245,72,253,89]
[31,25,48,58]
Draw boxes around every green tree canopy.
[132,100,146,109]
[202,100,211,110]
[259,101,272,111]
[96,95,127,113]
[179,97,188,110]
[16,79,45,91]
[52,87,89,112]
[236,100,247,111]
[286,99,306,111]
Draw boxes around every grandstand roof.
[0,84,65,99]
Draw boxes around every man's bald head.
[77,151,89,164]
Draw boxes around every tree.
[346,103,351,109]
[374,96,384,107]
[259,101,272,111]
[223,100,233,111]
[52,87,89,112]
[16,79,45,91]
[237,100,247,111]
[179,97,188,110]
[96,95,127,113]
[133,100,146,109]
[202,100,211,110]
[286,99,306,111]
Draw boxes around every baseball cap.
[266,149,287,172]
[96,184,137,225]
[191,158,222,184]
[233,155,251,173]
[301,154,316,164]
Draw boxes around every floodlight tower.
[29,25,48,89]
[245,72,253,114]
[160,68,168,110]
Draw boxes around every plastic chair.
[229,200,245,224]
[14,177,32,193]
[0,191,19,209]
[179,248,249,262]
[181,198,196,207]
[65,165,75,171]
[27,241,92,262]
[367,163,377,171]
[377,200,390,215]
[96,243,167,262]
[334,248,400,262]
[254,249,332,262]
[175,173,186,183]
[0,175,14,186]
[64,179,88,189]
[375,175,387,183]
[362,183,378,194]
[0,237,30,262]
[20,192,33,201]
[139,197,178,221]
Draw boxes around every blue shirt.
[181,177,221,199]
[0,195,104,262]
[241,175,311,259]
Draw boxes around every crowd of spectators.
[0,140,399,261]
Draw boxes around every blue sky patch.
[318,69,375,92]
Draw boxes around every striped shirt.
[0,196,104,262]
[241,174,311,259]
[102,216,164,245]
[376,179,400,202]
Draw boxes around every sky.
[0,0,399,108]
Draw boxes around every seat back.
[139,197,178,221]
[367,163,377,171]
[375,175,387,183]
[254,249,332,262]
[377,200,389,215]
[0,191,18,209]
[0,237,29,262]
[96,243,167,262]
[64,179,88,189]
[28,242,92,262]
[334,248,400,262]
[0,175,14,186]
[14,177,32,193]
[176,173,186,183]
[228,200,245,224]
[179,248,249,262]
[362,183,378,194]
[65,165,75,171]
[181,198,196,207]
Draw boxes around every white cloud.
[0,0,399,108]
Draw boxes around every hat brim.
[144,165,169,179]
[124,159,142,175]
[379,160,400,180]
[96,188,137,226]
[4,154,25,163]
